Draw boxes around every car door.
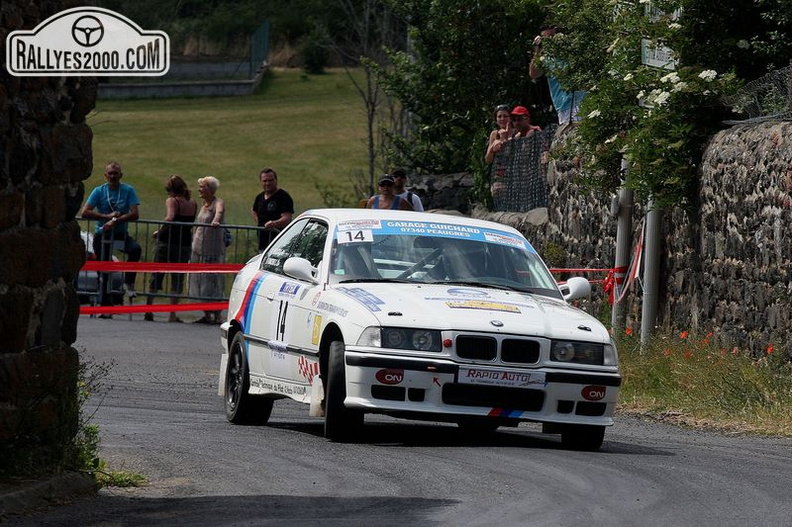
[280,220,328,372]
[245,218,309,381]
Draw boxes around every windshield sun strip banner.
[334,219,536,253]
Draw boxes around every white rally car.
[219,209,620,450]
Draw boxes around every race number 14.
[338,229,373,244]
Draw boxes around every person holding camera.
[529,24,586,126]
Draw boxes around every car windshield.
[328,219,562,299]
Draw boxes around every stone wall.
[0,0,95,476]
[425,121,792,355]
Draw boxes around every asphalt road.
[7,315,792,526]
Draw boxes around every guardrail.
[75,218,265,318]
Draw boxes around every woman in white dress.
[189,176,226,324]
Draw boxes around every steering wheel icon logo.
[72,15,105,47]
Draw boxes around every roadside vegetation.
[617,331,792,436]
[76,358,147,488]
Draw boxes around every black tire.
[560,424,606,451]
[324,340,363,442]
[225,332,274,425]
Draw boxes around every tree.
[545,0,791,208]
[319,0,408,194]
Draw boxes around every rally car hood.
[333,282,609,343]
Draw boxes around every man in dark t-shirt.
[251,167,294,251]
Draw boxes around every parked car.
[218,209,620,450]
[76,231,124,305]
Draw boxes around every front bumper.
[343,351,620,426]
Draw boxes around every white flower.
[605,134,619,144]
[668,23,682,30]
[698,70,717,81]
[639,0,650,3]
[637,90,646,99]
[671,81,687,92]
[660,72,680,84]
[623,73,634,81]
[588,110,602,118]
[737,39,750,49]
[655,91,671,105]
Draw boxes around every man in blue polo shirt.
[81,161,142,308]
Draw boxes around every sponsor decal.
[581,385,607,401]
[251,377,307,397]
[375,369,404,385]
[338,219,382,231]
[298,356,320,384]
[459,367,545,388]
[311,315,322,345]
[312,292,321,306]
[316,301,348,317]
[268,340,287,353]
[6,7,169,76]
[278,281,301,298]
[338,287,385,312]
[446,300,521,313]
[483,231,526,248]
[446,288,490,298]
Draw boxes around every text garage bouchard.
[5,7,169,76]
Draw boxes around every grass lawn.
[89,68,370,226]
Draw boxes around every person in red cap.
[485,105,541,163]
[509,106,542,137]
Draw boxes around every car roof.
[297,208,526,237]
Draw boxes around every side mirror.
[560,276,591,302]
[283,257,318,284]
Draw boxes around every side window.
[290,221,328,267]
[260,218,309,274]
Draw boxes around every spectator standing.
[81,161,142,312]
[529,25,586,126]
[189,176,226,325]
[252,167,294,252]
[486,104,513,156]
[486,106,541,163]
[144,175,197,323]
[510,106,542,137]
[391,168,424,211]
[366,175,413,210]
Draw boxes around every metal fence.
[722,63,792,124]
[489,129,553,213]
[75,218,266,313]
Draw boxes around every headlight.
[550,340,606,365]
[357,327,442,352]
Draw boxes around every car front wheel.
[324,340,363,442]
[225,332,274,425]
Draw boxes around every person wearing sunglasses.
[509,106,542,137]
[365,175,414,210]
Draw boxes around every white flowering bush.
[540,0,787,208]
